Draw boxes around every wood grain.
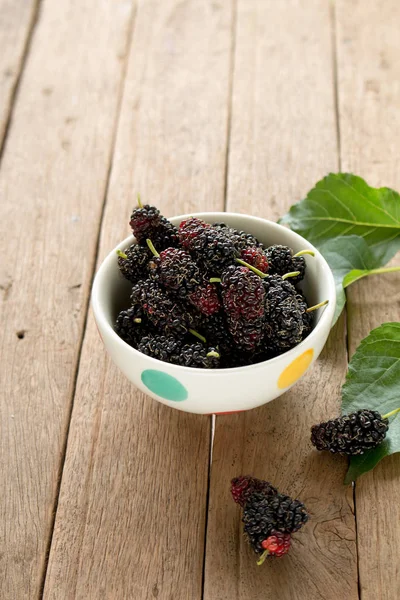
[0,0,39,149]
[204,1,359,598]
[43,1,233,598]
[336,1,400,598]
[0,0,135,597]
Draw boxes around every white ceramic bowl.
[92,213,336,414]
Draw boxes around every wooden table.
[1,1,399,598]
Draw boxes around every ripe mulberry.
[148,244,201,298]
[138,334,181,363]
[243,491,308,554]
[115,307,150,347]
[263,275,304,351]
[172,343,220,368]
[152,216,180,250]
[131,280,197,336]
[265,245,306,283]
[189,283,221,315]
[231,476,277,507]
[221,265,265,351]
[187,228,239,275]
[117,244,151,284]
[296,292,313,338]
[213,223,264,252]
[311,409,389,455]
[130,203,160,243]
[178,217,210,250]
[240,247,268,273]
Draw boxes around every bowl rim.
[92,212,336,375]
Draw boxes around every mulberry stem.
[382,407,400,420]
[146,238,160,258]
[306,299,329,313]
[256,550,269,566]
[137,193,143,208]
[294,249,315,257]
[209,277,222,283]
[189,329,207,343]
[236,258,267,278]
[207,350,220,358]
[116,250,128,260]
[133,318,142,323]
[282,271,301,280]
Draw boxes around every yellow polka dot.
[278,349,314,389]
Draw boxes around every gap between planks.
[0,0,42,162]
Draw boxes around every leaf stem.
[236,258,267,278]
[306,299,329,313]
[382,407,400,420]
[343,266,400,289]
[294,249,315,258]
[189,329,207,343]
[116,250,128,260]
[282,271,300,281]
[146,239,160,258]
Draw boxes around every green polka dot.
[141,369,188,401]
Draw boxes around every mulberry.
[311,409,390,455]
[221,265,265,351]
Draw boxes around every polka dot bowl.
[91,213,336,414]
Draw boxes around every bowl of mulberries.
[92,198,336,414]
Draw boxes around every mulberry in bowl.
[91,213,336,414]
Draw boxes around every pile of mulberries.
[114,198,325,369]
[231,475,309,562]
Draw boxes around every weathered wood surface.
[43,1,233,598]
[0,0,135,597]
[336,1,400,598]
[204,1,358,598]
[1,0,400,598]
[0,0,39,149]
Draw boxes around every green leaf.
[280,173,400,264]
[317,236,381,324]
[341,322,400,483]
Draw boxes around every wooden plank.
[0,0,135,597]
[336,1,400,599]
[204,1,359,598]
[43,1,233,598]
[0,0,39,149]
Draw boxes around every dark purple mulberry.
[130,203,160,243]
[117,244,152,284]
[243,492,309,554]
[115,307,151,348]
[186,228,239,276]
[178,217,210,250]
[131,280,197,336]
[265,245,306,283]
[263,275,304,352]
[311,409,389,455]
[138,334,181,363]
[153,247,201,298]
[221,265,265,351]
[213,223,264,253]
[172,343,220,369]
